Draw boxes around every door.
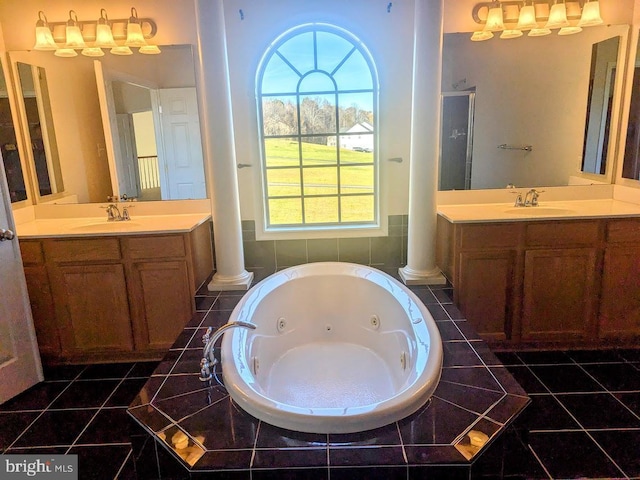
[115,113,141,199]
[155,88,206,200]
[0,153,43,404]
[440,92,475,191]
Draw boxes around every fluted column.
[195,0,253,290]
[399,0,446,285]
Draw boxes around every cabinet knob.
[0,228,15,241]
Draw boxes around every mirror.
[0,62,27,202]
[16,62,64,199]
[441,24,628,190]
[582,36,620,175]
[8,45,205,204]
[622,35,640,180]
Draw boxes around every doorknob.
[0,228,15,241]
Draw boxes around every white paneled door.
[0,155,42,404]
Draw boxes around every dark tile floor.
[2,279,640,479]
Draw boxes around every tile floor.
[2,278,640,479]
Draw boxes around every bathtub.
[221,262,443,434]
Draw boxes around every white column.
[195,0,253,291]
[399,0,446,286]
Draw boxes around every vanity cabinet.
[451,222,521,341]
[599,218,640,340]
[520,222,601,343]
[19,221,213,363]
[437,215,640,348]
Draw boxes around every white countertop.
[437,199,640,223]
[16,213,212,238]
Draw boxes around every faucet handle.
[202,326,213,346]
[510,191,524,207]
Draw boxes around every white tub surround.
[195,0,253,291]
[437,199,640,223]
[400,0,446,286]
[221,262,443,434]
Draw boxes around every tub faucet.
[199,321,256,381]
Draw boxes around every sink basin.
[503,207,577,216]
[70,221,143,232]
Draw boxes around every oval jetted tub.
[221,262,443,434]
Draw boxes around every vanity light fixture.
[31,7,160,57]
[124,8,147,47]
[94,9,118,49]
[33,11,57,51]
[578,0,603,27]
[470,0,604,41]
[545,1,570,29]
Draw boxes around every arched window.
[257,24,378,229]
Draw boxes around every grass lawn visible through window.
[264,138,374,225]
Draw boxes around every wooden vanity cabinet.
[123,235,194,352]
[452,223,521,342]
[437,215,640,349]
[19,221,213,363]
[598,218,640,340]
[520,221,601,343]
[20,241,60,357]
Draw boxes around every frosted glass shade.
[529,28,552,37]
[470,30,494,41]
[500,29,523,39]
[65,25,86,48]
[95,24,117,48]
[545,3,570,29]
[516,5,538,30]
[111,46,133,55]
[125,22,147,47]
[485,6,505,32]
[81,47,105,57]
[558,26,582,35]
[578,1,604,27]
[34,26,57,51]
[54,48,77,57]
[139,45,161,55]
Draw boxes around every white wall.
[221,0,415,219]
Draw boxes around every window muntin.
[258,25,377,229]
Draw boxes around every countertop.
[16,213,212,238]
[437,199,640,223]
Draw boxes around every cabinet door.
[53,264,134,354]
[521,248,598,342]
[457,250,517,341]
[599,246,640,339]
[22,265,60,357]
[129,260,193,351]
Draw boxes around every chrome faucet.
[524,188,543,207]
[105,204,122,221]
[199,321,256,381]
[103,203,133,221]
[512,192,524,207]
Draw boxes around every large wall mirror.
[621,34,640,181]
[0,61,27,203]
[440,24,628,191]
[8,44,205,205]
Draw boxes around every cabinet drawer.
[124,235,186,260]
[459,223,520,249]
[525,221,600,247]
[20,241,44,265]
[44,238,121,262]
[606,219,640,244]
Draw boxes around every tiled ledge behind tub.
[241,215,409,271]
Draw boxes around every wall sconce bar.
[43,17,157,42]
[34,8,160,57]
